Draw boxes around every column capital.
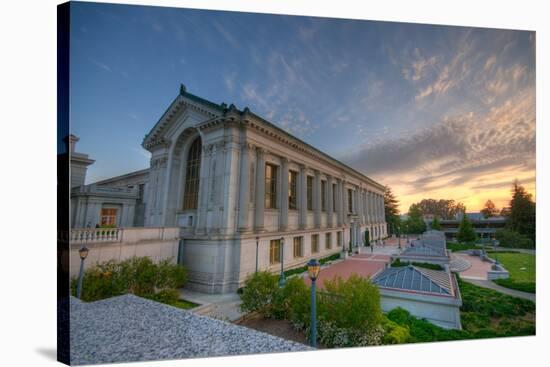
[255,146,266,157]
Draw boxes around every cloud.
[88,58,111,72]
[340,83,535,211]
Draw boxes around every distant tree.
[405,205,427,234]
[507,180,536,242]
[481,200,499,218]
[384,186,400,235]
[500,206,511,217]
[431,216,442,230]
[456,214,476,243]
[409,199,466,219]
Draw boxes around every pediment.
[142,90,224,151]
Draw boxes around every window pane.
[289,171,297,210]
[183,138,202,210]
[270,239,281,264]
[265,163,278,209]
[307,176,313,211]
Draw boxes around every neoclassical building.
[71,85,387,293]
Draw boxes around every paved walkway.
[452,253,492,280]
[304,254,390,289]
[462,278,536,302]
[179,288,244,322]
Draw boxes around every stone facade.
[70,86,387,293]
[139,86,387,293]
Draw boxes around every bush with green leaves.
[382,317,411,344]
[495,229,534,249]
[318,275,382,333]
[313,320,384,348]
[271,276,310,324]
[70,257,187,302]
[239,271,279,316]
[391,259,443,270]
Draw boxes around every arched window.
[182,137,202,210]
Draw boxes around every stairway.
[450,255,471,272]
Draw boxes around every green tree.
[405,205,427,234]
[431,216,442,230]
[481,199,499,218]
[409,199,466,220]
[456,214,476,243]
[384,186,400,235]
[506,180,536,243]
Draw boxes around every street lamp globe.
[307,259,321,281]
[78,246,89,260]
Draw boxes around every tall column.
[342,180,349,225]
[254,147,265,232]
[313,170,321,228]
[377,193,382,222]
[196,146,211,234]
[279,158,289,231]
[380,193,385,222]
[336,178,343,227]
[327,175,334,228]
[238,142,250,232]
[369,191,375,224]
[299,164,307,229]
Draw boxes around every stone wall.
[69,227,180,278]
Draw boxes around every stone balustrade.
[71,228,121,243]
[68,227,181,278]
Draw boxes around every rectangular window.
[265,163,278,209]
[307,176,313,211]
[293,237,303,258]
[337,231,343,247]
[325,232,332,249]
[100,208,117,226]
[289,170,297,210]
[269,239,281,265]
[311,234,319,253]
[348,189,353,213]
[332,183,337,211]
[321,180,327,211]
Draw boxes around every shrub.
[272,277,310,325]
[495,229,535,249]
[494,278,535,294]
[239,271,279,316]
[313,320,385,348]
[156,259,187,290]
[391,259,443,270]
[382,317,410,344]
[387,307,467,342]
[319,275,382,333]
[70,257,188,302]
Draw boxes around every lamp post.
[76,246,89,299]
[255,237,259,273]
[493,239,499,265]
[398,224,402,250]
[279,237,286,287]
[307,258,321,348]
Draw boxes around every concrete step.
[450,256,471,272]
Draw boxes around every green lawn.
[446,242,481,252]
[168,299,200,310]
[489,252,536,293]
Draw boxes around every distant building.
[439,213,506,240]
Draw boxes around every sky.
[70,2,536,213]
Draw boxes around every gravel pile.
[70,294,310,365]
